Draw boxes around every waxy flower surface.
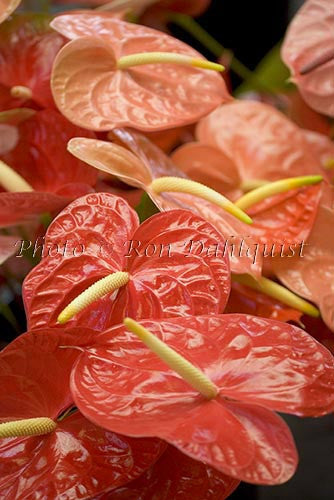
[0,109,97,227]
[282,0,334,117]
[273,185,334,331]
[70,314,334,484]
[68,130,262,277]
[1,2,334,497]
[50,12,230,131]
[107,445,239,500]
[0,328,165,498]
[23,193,230,331]
[0,14,65,109]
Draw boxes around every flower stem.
[235,175,323,211]
[232,274,320,317]
[150,176,252,224]
[124,317,218,399]
[57,271,130,324]
[117,52,224,72]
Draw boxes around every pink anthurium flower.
[0,109,97,227]
[0,327,165,498]
[196,100,330,179]
[68,129,262,277]
[104,445,239,500]
[282,0,334,117]
[0,0,19,24]
[273,184,334,332]
[0,14,65,109]
[50,12,230,131]
[70,314,334,485]
[23,192,230,331]
[172,140,322,248]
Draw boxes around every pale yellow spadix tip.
[117,52,224,72]
[232,274,320,318]
[123,317,218,400]
[0,160,33,192]
[235,175,323,211]
[0,417,56,438]
[57,271,130,324]
[150,176,253,225]
[10,86,32,100]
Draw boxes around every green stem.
[169,13,275,94]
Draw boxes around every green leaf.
[135,193,159,223]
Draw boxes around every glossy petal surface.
[171,142,242,199]
[71,315,334,482]
[197,101,326,179]
[51,14,229,131]
[171,140,322,245]
[23,192,139,330]
[0,14,65,108]
[246,184,322,245]
[105,445,239,500]
[23,194,230,330]
[273,188,334,331]
[282,0,334,117]
[120,208,230,321]
[0,191,75,227]
[69,132,262,277]
[0,327,94,420]
[1,109,97,193]
[0,329,164,499]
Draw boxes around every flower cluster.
[0,1,334,499]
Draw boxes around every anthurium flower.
[282,0,334,117]
[272,185,334,332]
[23,192,230,331]
[68,130,262,277]
[106,445,239,500]
[196,100,329,180]
[50,12,230,131]
[0,327,165,498]
[70,314,334,484]
[0,109,97,227]
[174,99,328,245]
[0,14,65,109]
[172,140,322,248]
